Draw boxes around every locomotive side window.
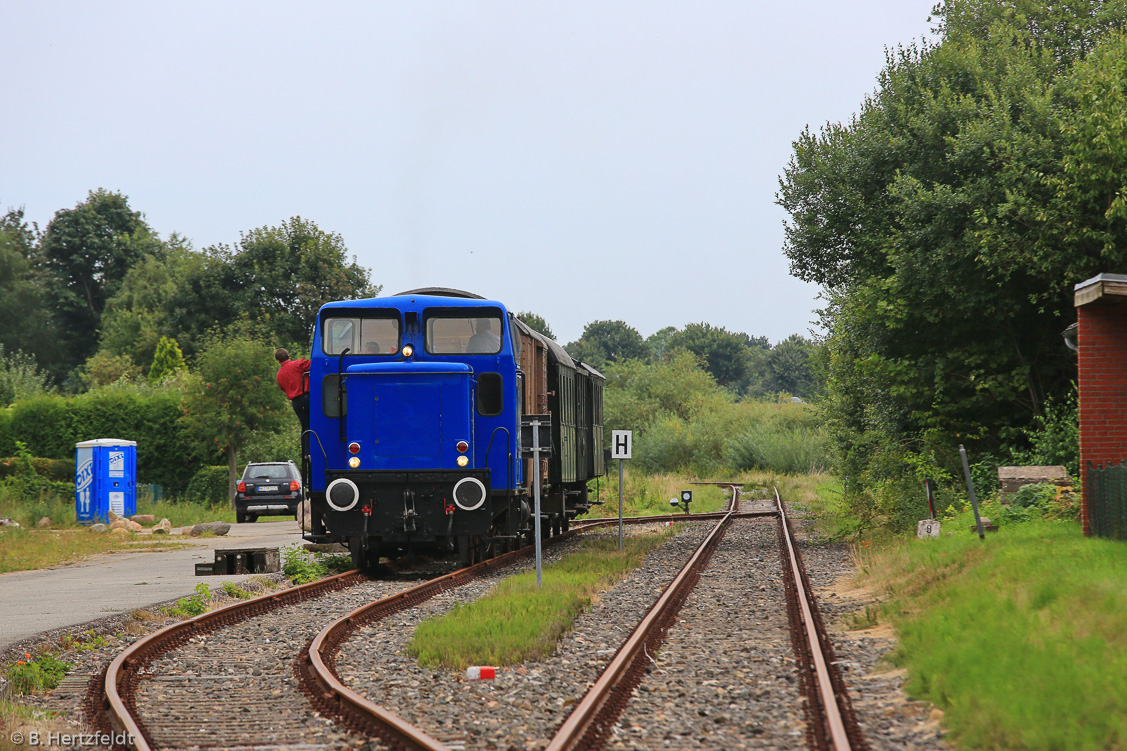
[323,315,400,355]
[477,373,503,416]
[322,375,347,417]
[426,315,503,355]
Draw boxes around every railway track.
[93,486,863,751]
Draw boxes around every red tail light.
[290,480,301,492]
[237,481,246,493]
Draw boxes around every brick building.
[1074,273,1127,536]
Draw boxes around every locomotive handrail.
[484,426,515,492]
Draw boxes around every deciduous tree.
[40,190,163,373]
[515,311,555,340]
[180,335,288,503]
[566,320,648,370]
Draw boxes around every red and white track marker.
[465,666,496,680]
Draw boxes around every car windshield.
[247,466,289,480]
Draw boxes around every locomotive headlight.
[457,455,469,468]
[349,457,361,468]
[402,344,414,357]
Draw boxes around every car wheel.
[236,510,248,524]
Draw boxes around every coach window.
[426,313,503,355]
[477,373,503,416]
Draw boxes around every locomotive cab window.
[477,373,503,416]
[426,313,503,355]
[322,315,400,356]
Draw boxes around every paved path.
[0,521,304,653]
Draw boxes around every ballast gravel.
[335,522,714,751]
[610,519,806,749]
[797,528,950,751]
[131,577,416,750]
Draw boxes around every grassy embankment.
[843,495,1127,750]
[408,529,672,669]
[0,491,238,574]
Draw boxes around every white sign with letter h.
[611,430,632,460]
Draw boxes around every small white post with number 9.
[611,430,632,551]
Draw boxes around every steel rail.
[297,509,761,750]
[542,490,741,751]
[99,568,367,751]
[96,488,766,751]
[776,487,854,751]
[299,533,559,750]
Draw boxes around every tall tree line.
[0,190,376,388]
[778,0,1127,520]
[564,319,820,400]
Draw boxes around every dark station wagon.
[235,461,302,523]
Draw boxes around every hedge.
[185,465,233,506]
[0,456,73,482]
[7,387,210,494]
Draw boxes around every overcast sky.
[1,1,937,346]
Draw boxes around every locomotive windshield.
[426,314,503,355]
[322,315,400,356]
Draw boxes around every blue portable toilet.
[76,439,138,524]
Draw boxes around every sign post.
[958,444,986,541]
[522,415,552,587]
[611,430,632,551]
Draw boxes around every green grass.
[0,526,183,574]
[580,471,732,518]
[858,519,1127,750]
[280,544,353,583]
[408,531,671,669]
[0,484,239,573]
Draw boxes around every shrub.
[185,466,231,506]
[0,456,72,482]
[168,584,211,618]
[4,652,71,695]
[725,423,833,475]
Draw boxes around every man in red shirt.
[275,348,311,443]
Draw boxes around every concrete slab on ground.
[0,521,303,653]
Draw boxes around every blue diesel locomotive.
[302,288,605,568]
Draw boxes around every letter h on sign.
[611,430,632,460]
